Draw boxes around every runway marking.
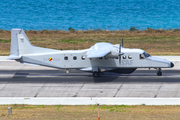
[1,97,180,105]
[0,74,180,78]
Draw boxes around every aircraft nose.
[171,62,174,67]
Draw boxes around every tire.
[157,71,162,76]
[93,72,99,78]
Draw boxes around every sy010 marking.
[43,58,60,61]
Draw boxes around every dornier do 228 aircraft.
[8,29,174,78]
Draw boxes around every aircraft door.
[63,54,72,68]
[139,53,151,67]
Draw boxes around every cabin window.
[122,55,126,59]
[64,56,68,60]
[73,56,77,60]
[81,55,85,60]
[140,54,144,59]
[128,55,132,59]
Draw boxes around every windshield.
[143,52,150,57]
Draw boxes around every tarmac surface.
[0,60,180,98]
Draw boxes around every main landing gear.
[93,71,100,78]
[157,68,162,76]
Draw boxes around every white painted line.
[0,97,180,105]
[0,56,8,61]
[0,75,14,78]
[0,74,180,78]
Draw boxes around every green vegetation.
[58,39,90,44]
[0,39,10,43]
[0,105,180,119]
[129,27,138,31]
[68,27,76,32]
[173,28,180,32]
[1,28,180,55]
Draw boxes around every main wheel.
[93,72,100,78]
[157,71,162,76]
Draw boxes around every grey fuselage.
[9,29,173,74]
[17,48,172,73]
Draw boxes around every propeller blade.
[119,44,121,65]
[122,38,123,47]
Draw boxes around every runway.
[0,61,180,98]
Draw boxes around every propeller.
[122,37,123,47]
[119,44,121,65]
[118,43,124,65]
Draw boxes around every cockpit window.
[140,52,150,59]
[143,52,150,57]
[140,54,144,59]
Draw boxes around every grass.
[0,105,180,119]
[0,39,10,43]
[1,29,180,55]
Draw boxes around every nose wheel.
[157,68,162,76]
[93,71,100,78]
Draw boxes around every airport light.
[8,107,12,115]
[97,103,100,120]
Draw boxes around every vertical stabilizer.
[10,29,22,56]
[8,29,59,60]
[17,30,33,55]
[8,29,33,59]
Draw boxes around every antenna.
[122,38,123,47]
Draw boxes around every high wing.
[86,43,112,58]
[86,42,123,59]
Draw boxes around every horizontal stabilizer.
[7,54,21,60]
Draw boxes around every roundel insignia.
[49,57,53,61]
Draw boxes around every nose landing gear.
[93,71,100,78]
[157,68,162,76]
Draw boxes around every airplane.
[8,29,174,78]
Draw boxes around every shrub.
[145,27,154,32]
[129,27,138,31]
[93,28,102,32]
[173,28,180,32]
[68,27,76,32]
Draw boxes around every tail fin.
[10,29,33,56]
[8,29,58,60]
